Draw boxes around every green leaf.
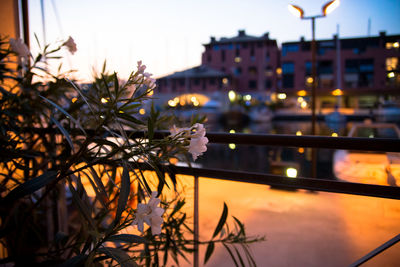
[67,177,96,230]
[147,117,154,141]
[4,171,57,202]
[204,242,215,265]
[223,244,239,267]
[114,165,131,224]
[234,246,245,267]
[212,202,228,238]
[39,95,86,135]
[59,254,87,267]
[50,117,75,152]
[116,112,145,125]
[97,247,137,267]
[107,234,146,244]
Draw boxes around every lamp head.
[322,0,340,16]
[288,4,304,19]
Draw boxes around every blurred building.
[280,32,400,108]
[156,30,280,106]
[156,31,400,109]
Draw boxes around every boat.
[249,106,273,122]
[333,122,400,186]
[374,101,400,122]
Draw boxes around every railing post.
[194,175,199,267]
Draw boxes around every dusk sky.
[28,0,400,81]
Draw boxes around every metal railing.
[166,131,400,267]
[27,128,400,266]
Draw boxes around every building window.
[234,67,242,76]
[282,75,294,88]
[305,61,312,75]
[318,60,333,74]
[235,48,240,57]
[265,79,272,89]
[248,66,257,75]
[386,42,399,49]
[265,66,273,77]
[386,57,398,71]
[207,54,212,63]
[344,59,374,87]
[234,57,241,63]
[179,79,185,86]
[210,78,216,85]
[282,62,295,74]
[249,80,257,89]
[202,79,206,90]
[282,44,299,56]
[221,67,226,72]
[194,78,200,86]
[221,50,226,62]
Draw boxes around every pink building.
[281,32,400,108]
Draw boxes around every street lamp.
[288,0,340,177]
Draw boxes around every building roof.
[205,30,274,45]
[158,65,227,79]
[282,32,400,50]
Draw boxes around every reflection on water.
[199,120,352,179]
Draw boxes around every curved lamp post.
[288,0,340,177]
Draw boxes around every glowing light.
[191,96,197,102]
[168,100,177,107]
[229,129,236,133]
[300,101,307,109]
[394,42,399,48]
[288,4,304,18]
[101,97,108,104]
[277,93,286,100]
[229,143,236,150]
[234,57,241,63]
[297,90,307,96]
[71,97,78,103]
[139,108,146,115]
[174,97,179,103]
[244,94,252,101]
[298,147,305,153]
[331,132,338,137]
[222,78,229,84]
[193,101,199,106]
[286,167,298,178]
[388,72,395,78]
[297,97,304,103]
[332,88,343,96]
[322,0,340,16]
[228,90,236,102]
[296,131,302,136]
[100,115,105,119]
[147,90,154,96]
[276,68,282,75]
[306,77,313,84]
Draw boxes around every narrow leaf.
[98,247,137,267]
[223,244,239,267]
[4,171,57,202]
[39,95,86,135]
[212,202,228,238]
[115,165,131,224]
[50,117,75,152]
[204,242,215,265]
[107,234,146,244]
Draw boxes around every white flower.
[189,135,208,161]
[63,36,77,55]
[170,123,208,161]
[132,191,164,235]
[9,38,30,59]
[137,60,146,74]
